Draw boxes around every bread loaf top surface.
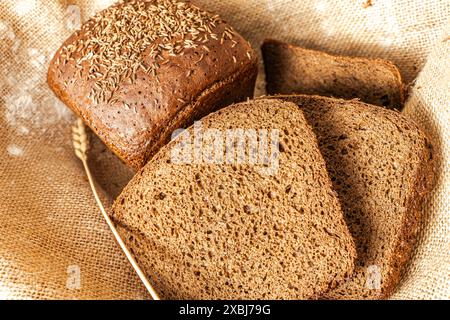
[269,94,435,299]
[48,0,257,168]
[262,39,404,109]
[111,98,356,299]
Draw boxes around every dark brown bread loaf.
[270,95,435,299]
[48,0,258,169]
[262,39,404,109]
[111,99,356,299]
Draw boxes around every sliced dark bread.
[270,94,434,299]
[262,39,405,109]
[111,99,356,299]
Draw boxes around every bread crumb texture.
[112,99,356,299]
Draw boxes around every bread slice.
[269,95,435,299]
[111,99,356,299]
[262,39,404,109]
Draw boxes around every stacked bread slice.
[111,99,356,299]
[262,39,405,109]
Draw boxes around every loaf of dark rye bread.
[111,99,356,299]
[262,39,404,109]
[48,0,258,169]
[269,95,435,299]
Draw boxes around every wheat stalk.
[72,118,88,161]
[71,118,160,300]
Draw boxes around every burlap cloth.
[0,0,448,299]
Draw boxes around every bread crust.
[382,128,435,298]
[48,0,258,169]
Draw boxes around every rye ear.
[71,118,161,300]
